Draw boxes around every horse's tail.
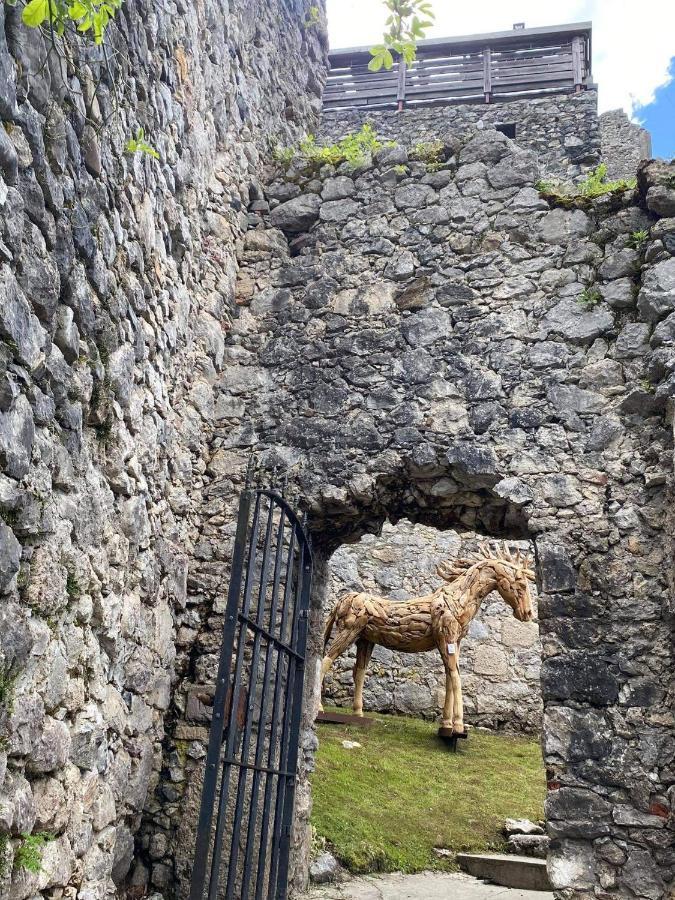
[323,603,339,653]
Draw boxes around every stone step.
[457,853,552,892]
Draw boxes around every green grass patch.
[311,709,545,875]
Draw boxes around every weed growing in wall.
[578,287,603,309]
[536,164,636,209]
[14,833,54,875]
[628,229,649,249]
[274,125,392,171]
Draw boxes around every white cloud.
[326,0,675,116]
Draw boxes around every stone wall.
[600,109,653,180]
[0,2,326,898]
[320,91,601,179]
[323,522,542,732]
[192,142,675,900]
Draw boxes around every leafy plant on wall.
[4,0,159,159]
[369,0,435,72]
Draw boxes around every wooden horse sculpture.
[320,544,535,735]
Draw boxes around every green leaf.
[68,1,87,17]
[383,48,394,69]
[368,55,385,72]
[402,44,416,65]
[22,0,49,28]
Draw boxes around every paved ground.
[304,871,554,900]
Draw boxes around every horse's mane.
[436,542,535,583]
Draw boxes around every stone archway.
[164,146,674,899]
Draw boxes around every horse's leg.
[450,649,464,735]
[352,638,374,717]
[320,626,363,705]
[437,632,460,730]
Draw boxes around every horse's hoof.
[452,724,465,735]
[441,720,452,730]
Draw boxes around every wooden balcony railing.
[324,23,593,111]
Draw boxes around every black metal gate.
[189,477,313,900]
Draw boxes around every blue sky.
[636,63,675,160]
[327,0,675,161]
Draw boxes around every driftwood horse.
[320,544,535,734]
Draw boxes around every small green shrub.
[409,140,444,164]
[303,5,320,29]
[125,128,159,160]
[628,229,649,249]
[393,164,409,175]
[578,287,602,309]
[14,833,53,875]
[275,124,389,171]
[536,164,636,208]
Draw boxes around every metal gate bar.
[190,479,313,900]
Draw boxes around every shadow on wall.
[322,520,542,732]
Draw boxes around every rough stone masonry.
[1,3,675,900]
[0,1,326,898]
[184,140,675,900]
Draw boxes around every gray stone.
[504,818,545,836]
[0,523,20,593]
[310,851,339,884]
[459,130,510,165]
[539,209,592,243]
[540,298,613,344]
[646,184,675,218]
[0,394,35,479]
[394,182,437,209]
[637,257,675,322]
[384,250,416,281]
[322,176,355,201]
[597,249,639,280]
[53,305,80,363]
[599,278,635,309]
[507,834,549,859]
[615,322,650,356]
[547,383,604,415]
[401,308,451,347]
[270,193,322,232]
[320,198,360,223]
[488,151,538,188]
[0,267,45,370]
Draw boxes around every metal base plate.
[438,726,469,752]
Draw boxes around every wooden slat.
[324,27,589,110]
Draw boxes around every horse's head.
[494,559,535,622]
[436,543,536,622]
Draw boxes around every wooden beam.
[396,57,407,110]
[483,46,492,103]
[572,35,584,90]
